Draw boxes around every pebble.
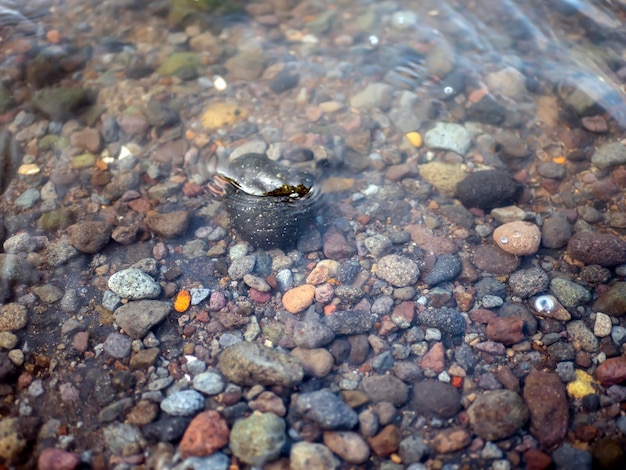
[192,372,225,396]
[424,122,471,156]
[467,390,529,440]
[486,317,525,345]
[430,428,471,454]
[217,341,303,387]
[113,300,171,339]
[472,245,521,274]
[291,320,335,348]
[0,332,18,350]
[229,412,285,466]
[549,278,591,308]
[292,389,358,430]
[360,375,409,407]
[376,254,420,287]
[291,347,334,377]
[420,342,445,372]
[368,424,401,457]
[179,454,229,470]
[423,254,462,286]
[160,390,205,417]
[595,356,626,386]
[0,303,28,331]
[37,448,80,470]
[67,221,112,253]
[456,170,523,211]
[282,284,315,313]
[103,332,132,359]
[290,442,338,470]
[611,326,626,346]
[417,307,466,341]
[248,391,286,417]
[189,288,210,306]
[14,188,40,208]
[418,162,467,195]
[508,267,549,298]
[567,231,626,267]
[398,435,429,464]
[541,212,572,249]
[591,141,626,169]
[145,210,190,238]
[323,431,369,464]
[486,66,527,100]
[269,70,300,94]
[179,410,229,458]
[107,269,161,300]
[103,422,144,456]
[552,444,593,470]
[493,221,541,256]
[322,310,374,335]
[350,83,394,111]
[566,320,598,352]
[523,370,568,448]
[593,282,626,316]
[32,284,64,304]
[364,234,393,257]
[410,380,461,418]
[3,233,39,253]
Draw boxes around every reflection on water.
[1,0,626,467]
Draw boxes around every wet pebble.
[160,390,205,417]
[456,170,523,211]
[375,254,420,287]
[145,210,190,238]
[282,284,315,313]
[430,428,471,454]
[103,332,132,359]
[37,448,80,470]
[566,320,598,352]
[552,444,592,470]
[368,424,401,457]
[425,122,471,156]
[229,412,285,466]
[523,370,568,448]
[292,389,358,430]
[486,317,525,345]
[591,141,626,169]
[269,70,300,94]
[364,234,393,257]
[217,341,303,387]
[322,310,373,335]
[129,348,159,369]
[350,83,394,111]
[399,434,429,464]
[550,278,590,308]
[290,442,338,470]
[360,375,409,407]
[3,233,40,254]
[14,188,40,209]
[467,389,529,440]
[0,332,18,349]
[493,221,541,256]
[410,380,461,418]
[595,356,626,386]
[508,267,549,298]
[179,410,229,458]
[486,66,527,100]
[593,282,626,316]
[418,307,466,341]
[541,212,572,249]
[567,231,626,267]
[67,221,112,254]
[472,245,521,274]
[0,303,28,332]
[323,430,370,464]
[537,161,567,179]
[113,300,171,339]
[291,347,334,378]
[103,422,144,456]
[107,268,161,300]
[227,254,255,280]
[192,371,225,396]
[423,254,462,286]
[291,320,335,348]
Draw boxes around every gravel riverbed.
[1,0,626,469]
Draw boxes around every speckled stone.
[217,341,303,387]
[566,320,599,352]
[160,390,205,416]
[113,300,171,339]
[290,442,339,470]
[567,231,626,267]
[323,431,370,464]
[67,221,112,254]
[523,370,569,448]
[0,303,27,332]
[550,278,591,308]
[375,254,420,287]
[508,268,549,299]
[229,412,286,466]
[424,122,471,156]
[493,221,541,256]
[467,390,529,440]
[107,268,161,300]
[593,282,626,317]
[291,389,358,430]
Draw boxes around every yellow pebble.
[174,289,191,313]
[406,131,423,148]
[566,369,596,399]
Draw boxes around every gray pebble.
[552,443,592,470]
[611,326,626,346]
[193,371,225,395]
[292,389,358,430]
[361,375,409,407]
[113,300,172,339]
[424,328,441,341]
[107,268,161,300]
[591,141,626,169]
[187,359,207,375]
[364,234,393,257]
[372,296,394,316]
[359,409,379,437]
[60,289,80,313]
[482,295,504,308]
[228,255,256,280]
[376,254,420,287]
[350,82,394,111]
[103,332,132,359]
[103,422,144,456]
[189,288,210,306]
[160,390,205,416]
[550,278,590,308]
[178,453,230,470]
[425,122,471,156]
[508,268,549,299]
[292,320,336,348]
[229,412,285,466]
[616,415,626,434]
[555,361,576,382]
[541,212,572,249]
[566,321,598,352]
[537,162,566,179]
[3,233,38,254]
[322,310,374,335]
[399,435,429,464]
[423,254,461,286]
[14,188,40,209]
[418,307,466,341]
[276,269,293,291]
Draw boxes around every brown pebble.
[472,245,521,274]
[524,449,552,470]
[419,342,445,373]
[179,410,229,458]
[145,210,190,238]
[493,221,541,256]
[567,231,626,267]
[248,391,286,417]
[323,431,370,464]
[368,425,401,457]
[429,428,471,453]
[523,370,568,448]
[282,285,315,314]
[486,317,525,345]
[72,331,89,353]
[596,356,626,386]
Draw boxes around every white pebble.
[107,269,161,300]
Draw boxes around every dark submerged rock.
[456,170,523,211]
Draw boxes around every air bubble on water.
[534,295,556,313]
[444,86,454,95]
[500,237,509,244]
[368,35,379,47]
[213,75,227,91]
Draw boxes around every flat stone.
[457,170,523,211]
[375,254,420,287]
[145,210,190,238]
[550,278,591,308]
[411,380,461,418]
[593,282,626,316]
[229,412,285,466]
[486,317,525,345]
[368,424,401,457]
[596,356,626,386]
[591,142,626,169]
[429,428,471,454]
[472,245,521,275]
[67,221,112,254]
[523,370,568,448]
[113,300,171,339]
[0,303,27,332]
[360,375,409,407]
[424,122,471,156]
[467,389,529,440]
[160,390,205,417]
[291,347,334,378]
[282,285,315,314]
[291,389,358,430]
[217,342,303,387]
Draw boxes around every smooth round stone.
[594,312,612,338]
[0,332,18,349]
[323,431,370,464]
[493,221,541,256]
[192,371,225,395]
[160,390,205,416]
[290,442,338,470]
[467,390,529,440]
[425,122,471,156]
[229,412,286,466]
[107,269,161,300]
[103,332,132,359]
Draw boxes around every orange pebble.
[451,376,463,388]
[323,304,337,316]
[174,289,191,313]
[46,29,62,44]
